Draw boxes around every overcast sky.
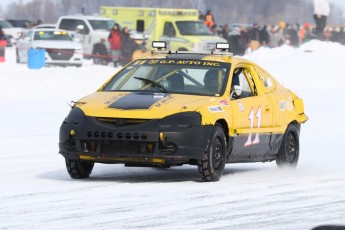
[1,0,345,14]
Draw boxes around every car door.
[229,64,274,158]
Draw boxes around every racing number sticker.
[244,106,262,147]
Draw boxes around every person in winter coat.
[259,25,270,46]
[92,38,109,65]
[203,10,215,31]
[0,26,7,62]
[313,0,330,40]
[120,27,135,66]
[108,23,122,67]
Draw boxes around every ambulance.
[99,7,227,52]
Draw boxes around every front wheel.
[65,158,94,179]
[197,125,227,182]
[276,124,300,167]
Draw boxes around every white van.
[56,15,117,59]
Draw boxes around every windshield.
[33,31,72,41]
[102,59,230,96]
[88,20,116,31]
[176,21,212,36]
[0,20,13,28]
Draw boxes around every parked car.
[6,19,31,28]
[33,23,56,29]
[0,18,24,46]
[55,15,117,58]
[59,41,308,181]
[16,28,83,67]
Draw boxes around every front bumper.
[59,110,212,166]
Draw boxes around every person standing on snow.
[313,0,330,40]
[0,26,7,62]
[108,23,122,67]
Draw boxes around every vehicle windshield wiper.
[134,77,168,93]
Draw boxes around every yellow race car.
[59,42,308,182]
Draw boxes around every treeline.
[1,0,344,26]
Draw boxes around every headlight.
[64,107,86,125]
[159,112,201,126]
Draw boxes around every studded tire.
[197,125,227,182]
[276,124,300,167]
[65,158,94,179]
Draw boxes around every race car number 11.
[244,107,262,147]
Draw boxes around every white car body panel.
[16,28,83,66]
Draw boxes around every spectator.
[313,0,330,40]
[323,27,332,41]
[249,23,260,51]
[228,26,241,55]
[259,25,270,46]
[36,19,43,26]
[339,27,345,45]
[220,24,229,41]
[92,38,109,65]
[288,24,299,47]
[0,26,6,62]
[121,27,135,66]
[277,21,286,46]
[108,23,122,67]
[203,10,215,31]
[268,25,280,48]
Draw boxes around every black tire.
[65,158,94,179]
[276,124,299,167]
[198,125,227,182]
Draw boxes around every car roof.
[59,15,113,20]
[33,24,56,29]
[143,50,249,66]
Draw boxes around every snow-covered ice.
[1,41,345,229]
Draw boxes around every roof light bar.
[152,41,167,51]
[216,43,230,52]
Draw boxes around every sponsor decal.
[153,93,165,99]
[146,59,221,67]
[280,100,294,111]
[208,105,224,113]
[153,95,171,108]
[219,99,229,106]
[108,93,166,110]
[237,101,244,112]
[104,93,128,105]
[285,100,294,111]
[148,60,159,65]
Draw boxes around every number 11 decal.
[244,106,262,147]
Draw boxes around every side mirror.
[24,36,31,41]
[76,24,84,32]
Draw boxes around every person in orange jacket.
[0,26,7,62]
[108,23,122,67]
[203,10,215,31]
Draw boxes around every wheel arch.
[215,119,230,146]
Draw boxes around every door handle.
[265,105,271,112]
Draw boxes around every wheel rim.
[286,132,297,162]
[211,136,224,170]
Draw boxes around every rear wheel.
[197,125,227,182]
[276,124,299,167]
[65,158,94,179]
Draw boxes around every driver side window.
[163,22,176,37]
[231,68,254,100]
